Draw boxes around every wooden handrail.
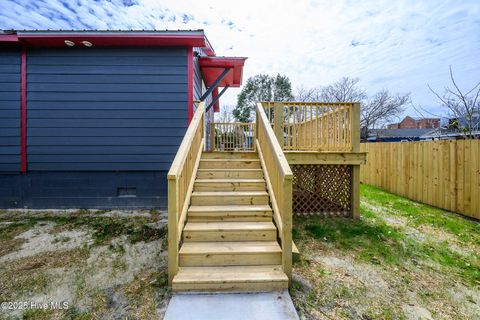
[262,101,358,152]
[256,102,293,281]
[167,102,205,284]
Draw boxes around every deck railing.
[256,102,293,280]
[209,122,256,152]
[167,102,205,284]
[262,102,360,152]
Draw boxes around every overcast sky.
[1,0,479,118]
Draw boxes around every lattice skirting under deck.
[291,164,353,217]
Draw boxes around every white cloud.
[1,0,479,117]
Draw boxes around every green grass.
[361,184,480,245]
[294,184,480,285]
[292,184,480,319]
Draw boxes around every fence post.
[274,102,284,147]
[351,103,361,218]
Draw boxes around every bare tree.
[319,77,367,103]
[360,90,410,139]
[297,77,409,140]
[215,104,234,123]
[428,66,480,139]
[295,85,322,102]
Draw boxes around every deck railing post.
[351,102,361,218]
[274,102,284,148]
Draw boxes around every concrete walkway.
[164,291,299,320]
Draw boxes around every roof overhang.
[199,56,247,88]
[0,30,215,55]
[199,56,247,112]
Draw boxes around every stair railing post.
[167,177,179,285]
[210,122,215,151]
[274,102,284,148]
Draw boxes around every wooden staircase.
[172,152,289,292]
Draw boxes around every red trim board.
[187,47,194,123]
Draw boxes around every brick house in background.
[388,116,440,129]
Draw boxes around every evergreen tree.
[233,74,293,122]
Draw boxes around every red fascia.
[0,34,18,43]
[187,47,194,124]
[21,48,27,173]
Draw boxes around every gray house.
[0,30,246,208]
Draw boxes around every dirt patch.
[315,255,391,298]
[402,304,433,320]
[0,222,92,263]
[0,212,169,320]
[446,283,480,318]
[84,237,166,290]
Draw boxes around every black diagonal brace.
[200,67,231,101]
[206,85,229,112]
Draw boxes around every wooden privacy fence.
[360,140,480,220]
[262,102,359,152]
[209,122,255,152]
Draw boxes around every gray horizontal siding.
[28,101,187,109]
[28,127,187,137]
[27,137,183,145]
[28,119,187,127]
[28,163,168,171]
[29,92,186,101]
[28,83,186,92]
[27,146,179,154]
[0,48,21,172]
[28,65,187,75]
[28,74,186,84]
[27,47,188,171]
[28,110,186,118]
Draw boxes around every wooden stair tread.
[196,169,264,179]
[188,205,272,213]
[184,221,276,232]
[199,159,261,170]
[200,159,260,163]
[192,191,269,196]
[173,265,287,283]
[180,241,281,254]
[201,152,259,159]
[195,179,265,183]
[197,169,262,172]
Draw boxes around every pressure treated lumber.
[172,265,288,292]
[179,241,282,266]
[183,221,277,241]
